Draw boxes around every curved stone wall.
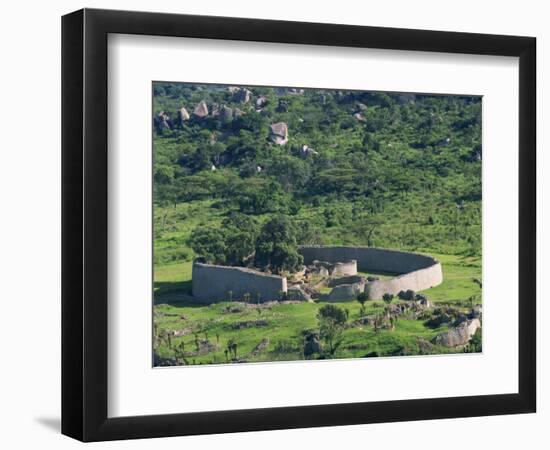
[192,262,287,303]
[299,246,443,300]
[364,264,443,299]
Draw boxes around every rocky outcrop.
[300,145,319,157]
[193,100,209,118]
[353,112,366,122]
[434,319,481,347]
[269,122,289,145]
[287,286,311,301]
[255,96,267,108]
[154,111,171,131]
[210,103,220,118]
[178,107,190,123]
[219,105,233,122]
[234,88,252,104]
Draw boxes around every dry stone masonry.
[192,262,287,303]
[299,246,443,300]
[191,246,443,303]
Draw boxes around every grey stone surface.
[332,260,357,276]
[193,100,209,118]
[155,111,171,130]
[234,88,252,103]
[299,246,443,300]
[178,107,190,122]
[328,275,365,287]
[434,319,481,347]
[269,122,289,145]
[326,280,365,301]
[287,286,311,301]
[311,259,357,277]
[192,262,287,303]
[219,105,233,122]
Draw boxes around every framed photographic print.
[62,8,536,442]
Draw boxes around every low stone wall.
[192,262,287,303]
[299,246,443,300]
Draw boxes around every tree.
[382,293,394,305]
[317,304,348,357]
[188,227,227,264]
[222,213,259,266]
[227,339,238,359]
[254,216,303,273]
[356,292,369,318]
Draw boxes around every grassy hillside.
[152,82,482,365]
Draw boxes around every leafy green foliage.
[152,83,483,365]
[317,304,348,356]
[154,83,481,262]
[254,216,303,273]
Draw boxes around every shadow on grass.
[154,279,206,307]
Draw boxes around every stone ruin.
[189,246,482,348]
[191,246,443,305]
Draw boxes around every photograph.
[152,82,483,366]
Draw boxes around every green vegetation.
[152,83,482,365]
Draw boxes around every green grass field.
[151,85,482,366]
[153,252,481,365]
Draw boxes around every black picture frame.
[62,8,536,442]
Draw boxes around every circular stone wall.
[299,246,443,300]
